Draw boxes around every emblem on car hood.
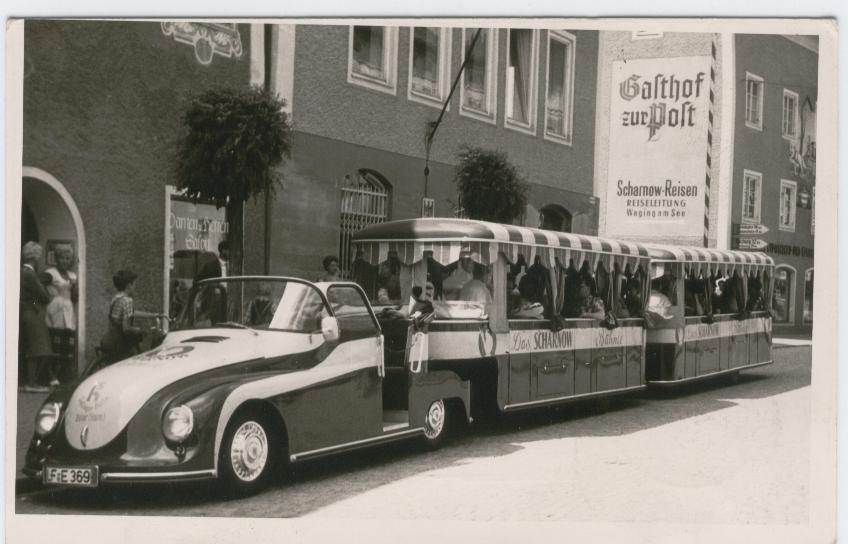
[78,382,106,413]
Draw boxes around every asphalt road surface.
[16,346,811,523]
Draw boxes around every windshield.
[179,278,328,333]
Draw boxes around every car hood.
[64,328,319,450]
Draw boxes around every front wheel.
[219,412,279,496]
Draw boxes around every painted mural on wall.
[161,22,243,66]
[604,56,712,240]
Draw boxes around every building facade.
[730,35,817,329]
[246,24,601,279]
[21,21,252,372]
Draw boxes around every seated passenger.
[511,276,544,319]
[746,275,764,312]
[459,265,493,305]
[685,278,707,316]
[375,287,392,305]
[622,278,643,318]
[712,276,740,314]
[644,277,674,326]
[378,250,401,300]
[442,254,475,300]
[524,256,549,304]
[351,250,377,295]
[576,278,606,319]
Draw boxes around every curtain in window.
[743,176,758,220]
[353,26,385,80]
[747,80,761,124]
[412,28,441,97]
[508,29,533,124]
[463,28,488,112]
[546,38,568,136]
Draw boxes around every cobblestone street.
[16,346,811,524]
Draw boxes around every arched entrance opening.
[21,167,86,378]
[772,265,796,324]
[539,204,572,232]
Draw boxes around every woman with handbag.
[100,269,166,366]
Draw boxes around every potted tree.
[173,86,292,275]
[453,146,529,224]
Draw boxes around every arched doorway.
[21,167,86,376]
[772,265,796,324]
[802,268,814,324]
[338,169,391,278]
[539,204,572,232]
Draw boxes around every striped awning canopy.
[352,218,652,271]
[646,243,774,275]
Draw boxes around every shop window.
[408,27,451,107]
[460,28,498,123]
[505,28,539,134]
[544,30,576,144]
[782,89,799,139]
[339,170,391,279]
[772,266,795,323]
[539,204,572,232]
[348,26,398,94]
[741,170,762,224]
[745,72,764,130]
[802,269,813,323]
[779,179,798,232]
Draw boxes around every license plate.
[43,465,99,487]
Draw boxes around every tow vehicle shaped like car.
[25,276,469,494]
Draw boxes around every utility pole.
[422,28,482,213]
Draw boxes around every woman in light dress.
[44,244,77,385]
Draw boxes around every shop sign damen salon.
[604,56,712,240]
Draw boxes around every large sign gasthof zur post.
[604,56,712,240]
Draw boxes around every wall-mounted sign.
[421,197,435,218]
[735,238,768,250]
[734,223,769,236]
[604,56,712,240]
[765,243,814,259]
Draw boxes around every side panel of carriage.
[643,244,775,385]
[425,317,646,411]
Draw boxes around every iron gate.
[339,170,390,278]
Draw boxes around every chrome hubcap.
[423,400,445,439]
[230,421,269,482]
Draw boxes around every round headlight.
[162,405,194,442]
[35,402,62,436]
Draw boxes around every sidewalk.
[773,337,812,348]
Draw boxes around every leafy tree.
[174,86,292,275]
[453,146,529,223]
